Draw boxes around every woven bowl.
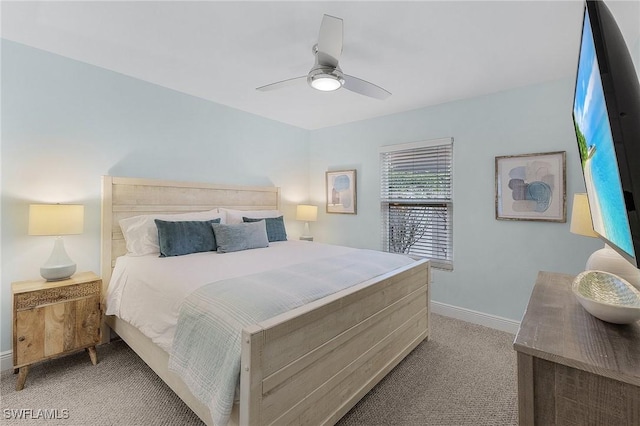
[572,270,640,324]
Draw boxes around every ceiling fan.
[256,14,391,100]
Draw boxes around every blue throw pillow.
[155,218,220,257]
[242,216,287,242]
[212,221,269,253]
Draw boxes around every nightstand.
[12,271,102,391]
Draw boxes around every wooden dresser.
[514,271,640,425]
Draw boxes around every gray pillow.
[155,218,221,257]
[212,220,269,253]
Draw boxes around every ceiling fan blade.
[256,76,307,92]
[316,14,343,67]
[343,74,391,100]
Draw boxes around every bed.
[100,175,430,426]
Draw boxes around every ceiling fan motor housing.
[307,66,345,91]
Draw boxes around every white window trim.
[379,137,454,154]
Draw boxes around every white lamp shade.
[570,193,598,238]
[29,204,84,236]
[296,205,318,222]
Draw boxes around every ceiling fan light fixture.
[311,75,342,91]
[308,68,345,92]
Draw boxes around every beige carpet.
[0,314,517,425]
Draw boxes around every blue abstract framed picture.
[495,151,566,222]
[326,169,357,214]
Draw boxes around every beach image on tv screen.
[573,12,634,258]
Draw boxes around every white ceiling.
[2,1,639,130]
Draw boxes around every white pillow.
[220,208,283,225]
[119,209,226,256]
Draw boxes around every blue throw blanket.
[168,249,414,426]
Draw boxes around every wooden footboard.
[105,258,428,426]
[240,259,430,425]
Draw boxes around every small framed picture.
[326,170,357,214]
[495,151,566,222]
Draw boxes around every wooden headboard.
[100,176,280,300]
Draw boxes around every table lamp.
[29,204,84,281]
[296,204,318,241]
[570,193,640,289]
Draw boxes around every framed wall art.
[326,169,357,214]
[495,151,566,222]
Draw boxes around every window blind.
[380,138,453,270]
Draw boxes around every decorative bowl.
[572,270,640,324]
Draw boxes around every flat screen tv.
[572,0,640,267]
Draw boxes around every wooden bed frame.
[101,176,430,426]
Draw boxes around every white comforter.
[106,241,361,351]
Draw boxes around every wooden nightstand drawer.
[12,272,102,390]
[14,280,100,310]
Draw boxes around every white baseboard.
[1,350,13,372]
[431,301,521,335]
[0,303,520,372]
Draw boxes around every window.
[380,138,453,270]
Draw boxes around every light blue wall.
[308,78,603,321]
[0,40,309,353]
[3,29,637,354]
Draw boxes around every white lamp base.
[300,222,313,241]
[40,237,76,281]
[586,245,640,291]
